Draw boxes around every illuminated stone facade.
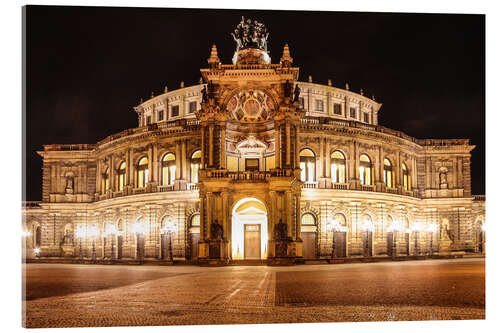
[22,27,485,264]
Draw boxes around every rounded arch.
[138,156,148,166]
[300,148,316,157]
[333,212,347,226]
[301,212,316,225]
[331,149,347,160]
[359,153,373,185]
[330,150,347,183]
[300,148,316,183]
[231,197,268,260]
[190,150,202,183]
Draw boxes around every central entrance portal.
[232,198,268,260]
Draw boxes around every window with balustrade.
[402,162,411,191]
[136,157,149,188]
[191,150,201,183]
[383,158,394,188]
[101,166,110,194]
[331,150,346,183]
[359,154,372,185]
[161,153,176,186]
[117,161,126,191]
[300,149,316,183]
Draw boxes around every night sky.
[24,6,485,201]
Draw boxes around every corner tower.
[195,17,305,264]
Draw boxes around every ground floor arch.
[231,197,268,260]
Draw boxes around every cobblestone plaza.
[23,259,485,327]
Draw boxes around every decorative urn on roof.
[231,16,271,65]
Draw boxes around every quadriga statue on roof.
[231,16,269,52]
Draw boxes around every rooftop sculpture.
[231,16,269,52]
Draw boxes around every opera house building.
[22,20,485,265]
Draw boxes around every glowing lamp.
[132,222,146,235]
[87,225,99,238]
[76,225,86,238]
[387,220,403,232]
[361,219,374,232]
[161,219,178,234]
[105,224,118,236]
[426,224,438,233]
[33,248,40,254]
[22,230,31,237]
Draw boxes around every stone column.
[275,123,281,168]
[286,121,291,167]
[220,123,226,169]
[319,137,324,178]
[129,149,135,188]
[181,139,187,180]
[295,124,300,169]
[325,139,331,178]
[208,124,214,167]
[109,155,114,192]
[147,145,153,185]
[201,126,205,168]
[175,141,181,180]
[152,143,158,184]
[96,160,102,195]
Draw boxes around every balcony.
[228,171,269,181]
[158,185,175,192]
[360,184,375,192]
[332,182,348,190]
[302,182,318,189]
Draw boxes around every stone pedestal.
[438,231,453,254]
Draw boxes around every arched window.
[137,157,149,188]
[191,150,201,183]
[161,153,176,186]
[402,162,410,191]
[101,167,110,193]
[331,150,346,183]
[359,154,372,185]
[191,214,200,227]
[301,213,316,225]
[300,149,316,182]
[334,213,347,228]
[117,161,126,191]
[383,158,393,188]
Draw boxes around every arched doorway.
[231,198,268,260]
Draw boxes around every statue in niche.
[62,224,74,245]
[293,84,301,103]
[65,176,74,194]
[201,85,208,103]
[439,167,448,189]
[210,219,223,240]
[274,219,288,241]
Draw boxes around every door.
[334,231,346,257]
[245,158,259,171]
[302,232,316,259]
[117,235,123,259]
[363,230,373,257]
[190,233,199,259]
[387,231,394,256]
[161,233,168,259]
[244,224,261,259]
[136,234,145,260]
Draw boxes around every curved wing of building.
[23,20,485,263]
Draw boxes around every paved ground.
[23,258,485,328]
